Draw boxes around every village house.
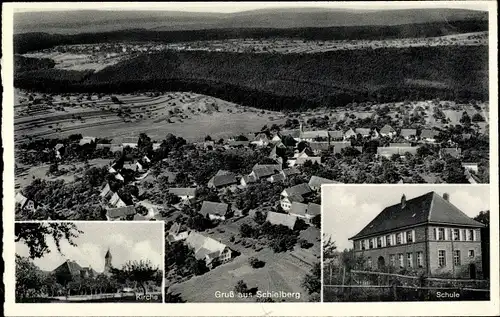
[114,173,125,182]
[185,231,232,269]
[331,141,352,154]
[96,143,112,150]
[225,140,250,149]
[292,156,322,167]
[280,183,312,211]
[168,188,197,201]
[400,129,417,141]
[420,129,439,143]
[15,192,36,212]
[270,134,282,144]
[288,202,321,224]
[122,137,138,148]
[106,205,136,221]
[350,192,484,278]
[300,130,329,142]
[280,129,301,142]
[79,136,96,146]
[166,223,189,243]
[268,146,283,165]
[309,142,331,155]
[54,143,65,159]
[355,128,372,138]
[99,183,115,200]
[328,130,344,141]
[199,201,230,221]
[152,143,161,150]
[110,145,124,152]
[240,164,282,187]
[344,128,357,140]
[308,175,338,191]
[109,192,128,208]
[439,148,462,159]
[379,124,396,138]
[376,146,419,159]
[203,140,215,150]
[266,211,298,230]
[208,171,238,190]
[251,133,270,147]
[462,162,479,174]
[269,167,300,183]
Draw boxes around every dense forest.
[14,19,487,54]
[15,45,488,110]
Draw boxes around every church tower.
[104,248,112,275]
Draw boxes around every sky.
[323,185,490,251]
[16,222,164,272]
[12,1,489,13]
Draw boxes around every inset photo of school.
[322,185,490,302]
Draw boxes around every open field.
[14,90,285,143]
[168,247,313,302]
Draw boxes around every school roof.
[308,175,338,188]
[350,191,484,240]
[199,201,229,217]
[168,188,197,197]
[300,130,329,139]
[266,211,297,229]
[377,146,419,156]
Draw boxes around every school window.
[377,237,382,248]
[468,229,475,241]
[438,228,445,240]
[360,240,365,250]
[406,231,413,243]
[390,254,396,267]
[453,229,460,241]
[407,253,413,268]
[453,250,461,266]
[367,257,372,268]
[396,233,402,245]
[468,250,475,258]
[438,250,446,267]
[386,235,391,246]
[398,254,404,268]
[369,239,374,249]
[417,251,423,268]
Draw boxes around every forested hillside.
[15,45,488,110]
[14,20,488,54]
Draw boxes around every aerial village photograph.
[322,185,491,302]
[7,0,492,305]
[14,221,164,302]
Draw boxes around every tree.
[234,280,248,294]
[471,113,485,122]
[113,260,159,295]
[15,255,44,301]
[323,235,337,260]
[311,214,321,229]
[240,223,255,238]
[474,210,490,278]
[249,257,265,269]
[302,262,321,295]
[15,223,83,259]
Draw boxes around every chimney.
[443,193,450,202]
[401,194,406,209]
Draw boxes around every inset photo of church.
[322,184,490,302]
[15,221,164,303]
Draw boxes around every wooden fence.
[324,270,490,302]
